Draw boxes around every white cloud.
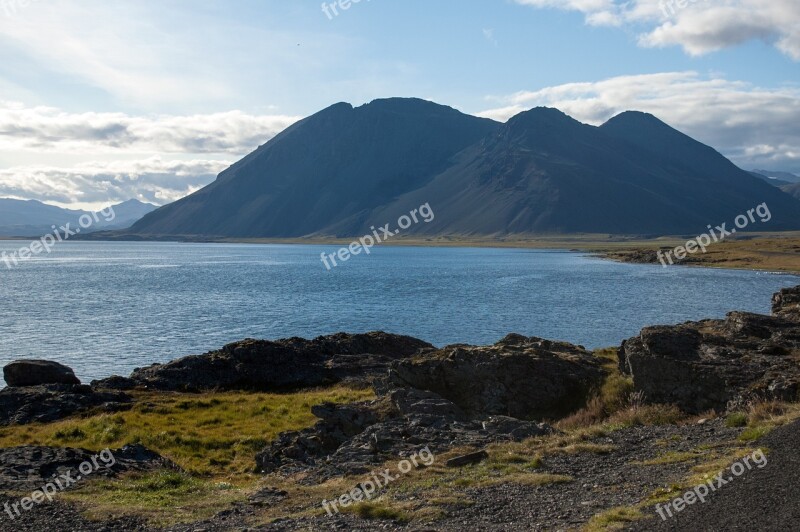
[0,157,231,210]
[514,0,800,59]
[0,102,300,155]
[478,72,800,172]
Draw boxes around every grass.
[0,386,373,479]
[341,501,411,523]
[61,470,242,525]
[584,506,646,531]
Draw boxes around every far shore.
[3,231,800,274]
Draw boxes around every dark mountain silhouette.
[129,98,800,238]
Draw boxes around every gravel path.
[632,419,800,532]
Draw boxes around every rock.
[389,334,604,420]
[4,360,80,387]
[248,487,288,507]
[619,286,800,414]
[255,385,554,480]
[116,332,432,392]
[91,375,137,390]
[446,450,489,467]
[0,384,132,426]
[0,443,179,492]
[772,285,800,319]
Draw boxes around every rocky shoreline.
[0,286,799,530]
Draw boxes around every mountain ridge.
[128,98,800,237]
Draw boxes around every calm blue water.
[0,241,797,382]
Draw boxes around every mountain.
[0,199,157,237]
[752,169,800,184]
[129,98,800,238]
[131,98,498,237]
[749,171,792,187]
[782,183,800,200]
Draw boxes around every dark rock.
[4,360,80,387]
[255,386,554,480]
[248,487,288,507]
[446,450,489,467]
[91,375,137,390]
[773,285,800,319]
[389,334,604,420]
[620,286,800,414]
[0,384,131,426]
[124,332,432,392]
[0,443,179,492]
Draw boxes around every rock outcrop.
[4,360,80,387]
[620,285,800,413]
[390,334,605,420]
[0,444,178,492]
[95,332,433,392]
[0,384,132,426]
[255,383,554,480]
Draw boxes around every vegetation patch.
[0,386,373,479]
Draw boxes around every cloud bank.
[515,0,800,59]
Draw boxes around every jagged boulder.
[389,334,604,420]
[620,286,800,414]
[97,332,433,392]
[4,360,80,387]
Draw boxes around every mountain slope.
[782,183,800,200]
[364,109,800,235]
[128,100,800,238]
[131,98,499,237]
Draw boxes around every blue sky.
[0,0,798,208]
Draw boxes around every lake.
[0,241,797,382]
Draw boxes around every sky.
[0,0,798,210]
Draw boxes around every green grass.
[0,386,373,478]
[725,412,749,428]
[61,470,242,525]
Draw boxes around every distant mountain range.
[749,170,800,200]
[112,98,800,236]
[0,199,157,237]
